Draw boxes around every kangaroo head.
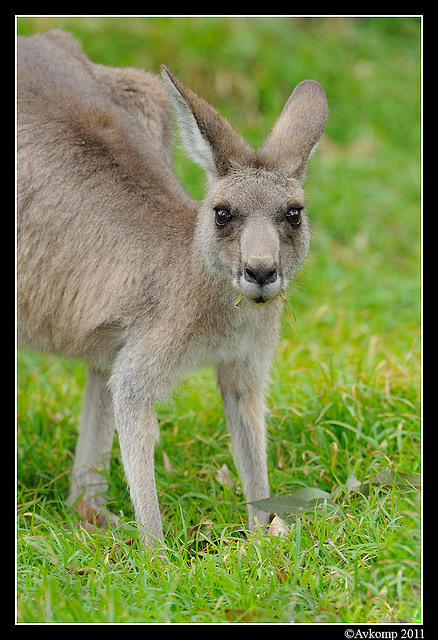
[161,65,328,305]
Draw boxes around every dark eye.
[285,207,302,227]
[214,207,232,227]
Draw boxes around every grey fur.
[17,30,328,546]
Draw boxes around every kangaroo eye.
[214,207,232,227]
[285,207,302,227]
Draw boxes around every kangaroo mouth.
[249,294,278,306]
[233,290,279,309]
[235,273,282,307]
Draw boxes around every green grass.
[16,17,421,623]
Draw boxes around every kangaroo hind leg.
[67,368,119,527]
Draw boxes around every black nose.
[244,265,277,286]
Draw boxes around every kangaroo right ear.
[260,79,328,182]
[161,65,252,178]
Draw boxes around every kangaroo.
[17,29,328,546]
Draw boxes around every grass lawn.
[16,17,421,623]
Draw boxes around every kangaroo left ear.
[259,79,328,182]
[161,65,253,178]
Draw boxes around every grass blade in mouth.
[280,289,296,330]
[233,292,243,309]
[233,290,296,330]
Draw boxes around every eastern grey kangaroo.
[17,29,328,546]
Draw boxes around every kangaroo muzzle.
[239,220,282,302]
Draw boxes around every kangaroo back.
[17,30,195,368]
[18,29,174,166]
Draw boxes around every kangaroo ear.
[161,65,253,178]
[260,79,328,182]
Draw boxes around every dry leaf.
[187,517,214,553]
[103,539,136,571]
[187,517,214,539]
[346,472,362,491]
[267,514,289,536]
[63,520,97,533]
[215,463,234,487]
[162,450,174,473]
[346,469,421,496]
[250,487,334,519]
[75,498,99,523]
